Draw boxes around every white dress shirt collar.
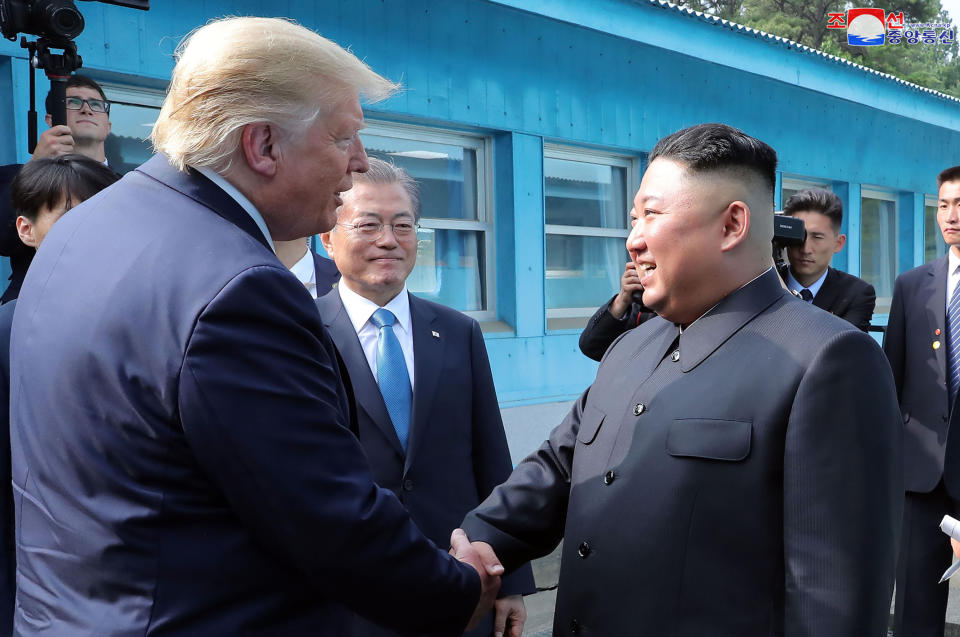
[947,249,960,310]
[289,248,317,299]
[785,267,829,299]
[338,280,411,335]
[194,166,275,253]
[337,280,415,387]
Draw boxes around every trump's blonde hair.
[151,17,398,172]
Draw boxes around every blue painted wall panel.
[1,0,958,405]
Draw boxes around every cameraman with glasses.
[0,74,113,303]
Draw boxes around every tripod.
[20,36,82,154]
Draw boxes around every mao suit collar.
[679,268,787,372]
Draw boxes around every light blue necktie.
[370,308,412,451]
[949,282,960,404]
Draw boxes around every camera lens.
[24,0,84,40]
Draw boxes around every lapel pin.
[934,340,942,350]
[937,328,942,336]
[431,330,440,339]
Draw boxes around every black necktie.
[799,288,813,302]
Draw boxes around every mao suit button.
[633,403,646,416]
[603,470,615,485]
[570,619,581,633]
[577,541,591,558]
[402,479,414,491]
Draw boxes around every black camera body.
[0,0,84,43]
[772,212,806,278]
[0,0,147,149]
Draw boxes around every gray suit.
[464,268,903,636]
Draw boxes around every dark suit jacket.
[804,267,876,332]
[464,268,902,636]
[0,300,14,634]
[578,294,656,361]
[312,249,341,296]
[0,164,30,305]
[317,289,535,636]
[883,255,960,495]
[9,154,479,635]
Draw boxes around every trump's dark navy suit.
[8,154,479,635]
[884,254,960,636]
[464,268,903,636]
[317,289,535,636]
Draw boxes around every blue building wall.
[1,0,958,405]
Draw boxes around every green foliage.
[672,0,960,98]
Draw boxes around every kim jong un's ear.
[240,122,281,178]
[719,200,750,252]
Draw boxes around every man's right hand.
[609,261,643,319]
[449,528,502,630]
[30,126,75,160]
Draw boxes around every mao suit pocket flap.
[666,418,752,461]
[576,405,606,445]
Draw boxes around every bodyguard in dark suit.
[886,165,960,637]
[9,17,502,636]
[780,188,876,331]
[318,158,534,637]
[273,237,340,298]
[462,124,902,636]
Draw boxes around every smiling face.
[625,158,731,326]
[321,180,418,306]
[939,179,960,258]
[786,210,845,287]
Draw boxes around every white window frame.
[925,194,947,262]
[361,120,495,321]
[543,145,638,323]
[860,187,899,314]
[781,176,831,209]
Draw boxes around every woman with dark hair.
[0,153,118,633]
[11,154,119,248]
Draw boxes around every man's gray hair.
[353,157,421,220]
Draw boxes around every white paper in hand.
[939,515,960,583]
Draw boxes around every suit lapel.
[812,268,841,313]
[405,295,443,473]
[137,154,271,253]
[926,256,949,386]
[316,291,404,458]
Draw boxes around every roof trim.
[647,0,960,104]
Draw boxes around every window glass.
[544,157,627,228]
[359,124,492,317]
[860,194,897,312]
[543,147,636,328]
[926,200,947,262]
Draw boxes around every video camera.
[0,0,148,151]
[772,212,805,275]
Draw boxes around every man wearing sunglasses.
[0,75,113,304]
